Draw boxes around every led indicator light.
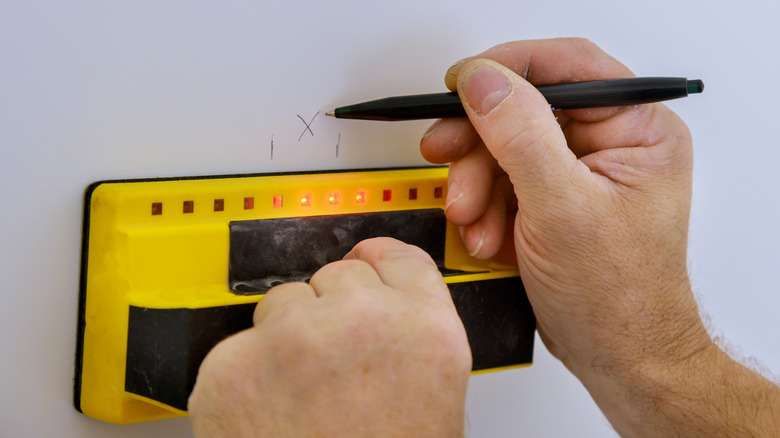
[409,188,418,200]
[244,197,254,210]
[434,186,443,198]
[273,196,283,208]
[355,191,366,204]
[183,201,194,214]
[383,190,392,202]
[328,193,339,205]
[214,199,224,212]
[300,194,312,206]
[151,202,162,215]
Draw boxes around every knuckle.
[495,116,560,165]
[381,242,436,266]
[568,37,600,53]
[352,236,401,255]
[351,237,439,270]
[312,258,371,282]
[264,281,302,297]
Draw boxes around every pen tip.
[325,111,335,117]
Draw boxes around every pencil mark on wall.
[270,135,275,160]
[297,111,320,141]
[336,133,341,158]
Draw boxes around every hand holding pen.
[413,38,776,438]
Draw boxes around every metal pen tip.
[325,111,335,117]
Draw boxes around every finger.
[578,109,693,186]
[253,282,317,325]
[420,117,481,164]
[457,59,585,205]
[563,103,675,158]
[444,143,500,225]
[445,38,634,123]
[446,37,633,89]
[459,175,514,259]
[343,238,451,303]
[308,258,385,298]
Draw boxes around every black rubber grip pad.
[125,276,533,411]
[229,209,446,294]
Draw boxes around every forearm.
[681,348,780,437]
[578,303,780,437]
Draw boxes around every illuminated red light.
[409,188,418,200]
[383,190,392,202]
[273,195,283,208]
[300,194,311,206]
[328,193,339,205]
[355,191,366,204]
[434,186,443,198]
[244,197,254,210]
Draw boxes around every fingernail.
[469,225,486,257]
[459,224,486,257]
[460,63,511,117]
[449,58,468,71]
[421,119,441,142]
[445,58,468,85]
[446,58,468,76]
[444,180,461,213]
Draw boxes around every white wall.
[2,1,778,436]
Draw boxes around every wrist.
[571,289,780,437]
[578,331,717,437]
[568,281,719,436]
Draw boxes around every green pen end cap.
[688,79,704,94]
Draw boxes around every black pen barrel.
[331,77,702,120]
[539,77,695,109]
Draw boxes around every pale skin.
[189,38,780,437]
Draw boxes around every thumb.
[457,60,582,204]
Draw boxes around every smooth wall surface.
[2,1,778,436]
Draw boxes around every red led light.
[214,199,224,211]
[434,186,443,198]
[183,201,194,214]
[409,188,418,200]
[328,193,339,205]
[300,194,311,206]
[355,191,366,204]
[244,197,254,210]
[273,196,283,208]
[151,202,162,215]
[383,189,392,202]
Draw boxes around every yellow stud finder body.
[75,167,535,423]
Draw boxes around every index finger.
[343,238,453,305]
[445,38,634,123]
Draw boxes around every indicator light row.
[150,186,445,216]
